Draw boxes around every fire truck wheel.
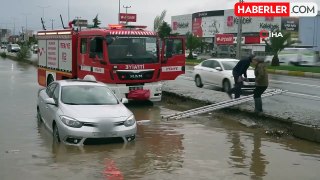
[47,75,54,86]
[195,75,203,88]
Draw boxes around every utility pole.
[50,19,54,30]
[236,0,244,59]
[22,13,31,41]
[118,0,121,24]
[37,5,50,21]
[11,17,16,36]
[68,0,70,22]
[21,26,24,41]
[123,5,131,25]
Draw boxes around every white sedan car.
[37,79,137,146]
[193,58,256,92]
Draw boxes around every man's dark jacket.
[232,57,252,78]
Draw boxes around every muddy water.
[0,59,320,180]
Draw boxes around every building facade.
[171,10,319,54]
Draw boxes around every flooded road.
[1,59,320,180]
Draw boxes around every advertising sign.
[215,34,234,44]
[281,17,299,40]
[191,11,224,38]
[224,9,281,33]
[119,13,137,22]
[171,14,192,35]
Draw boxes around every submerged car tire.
[223,80,231,92]
[195,75,203,88]
[37,107,42,123]
[53,124,61,143]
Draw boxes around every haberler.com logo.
[234,2,318,17]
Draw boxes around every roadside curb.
[162,90,320,143]
[292,123,320,142]
[267,69,320,79]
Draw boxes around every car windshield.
[220,61,238,70]
[107,36,158,64]
[12,44,19,47]
[61,85,118,105]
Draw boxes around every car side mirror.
[215,67,222,71]
[121,98,129,104]
[45,98,56,106]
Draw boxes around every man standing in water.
[252,56,269,113]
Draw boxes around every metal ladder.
[162,89,287,120]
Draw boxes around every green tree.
[93,14,101,28]
[186,32,202,59]
[157,21,172,39]
[16,42,31,61]
[154,10,167,32]
[264,31,298,66]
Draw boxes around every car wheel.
[223,80,231,92]
[37,107,42,123]
[195,75,203,88]
[53,124,61,143]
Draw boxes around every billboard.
[191,11,225,38]
[171,14,192,35]
[281,17,299,41]
[224,9,281,33]
[119,13,137,22]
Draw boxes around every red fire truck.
[37,22,185,101]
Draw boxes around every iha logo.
[260,30,283,39]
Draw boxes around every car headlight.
[60,115,83,128]
[124,115,136,127]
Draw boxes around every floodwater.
[0,59,320,180]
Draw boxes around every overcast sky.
[0,0,319,33]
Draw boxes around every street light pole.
[68,0,70,22]
[51,19,54,30]
[236,0,244,59]
[22,13,31,41]
[118,0,121,24]
[123,5,131,25]
[37,5,50,20]
[11,17,16,36]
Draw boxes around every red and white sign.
[119,13,137,22]
[234,2,318,17]
[215,34,234,45]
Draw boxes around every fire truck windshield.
[107,36,158,64]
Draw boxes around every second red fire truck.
[37,20,185,101]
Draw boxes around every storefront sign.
[215,34,234,44]
[119,13,137,22]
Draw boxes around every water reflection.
[228,132,247,169]
[16,61,32,71]
[249,134,268,180]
